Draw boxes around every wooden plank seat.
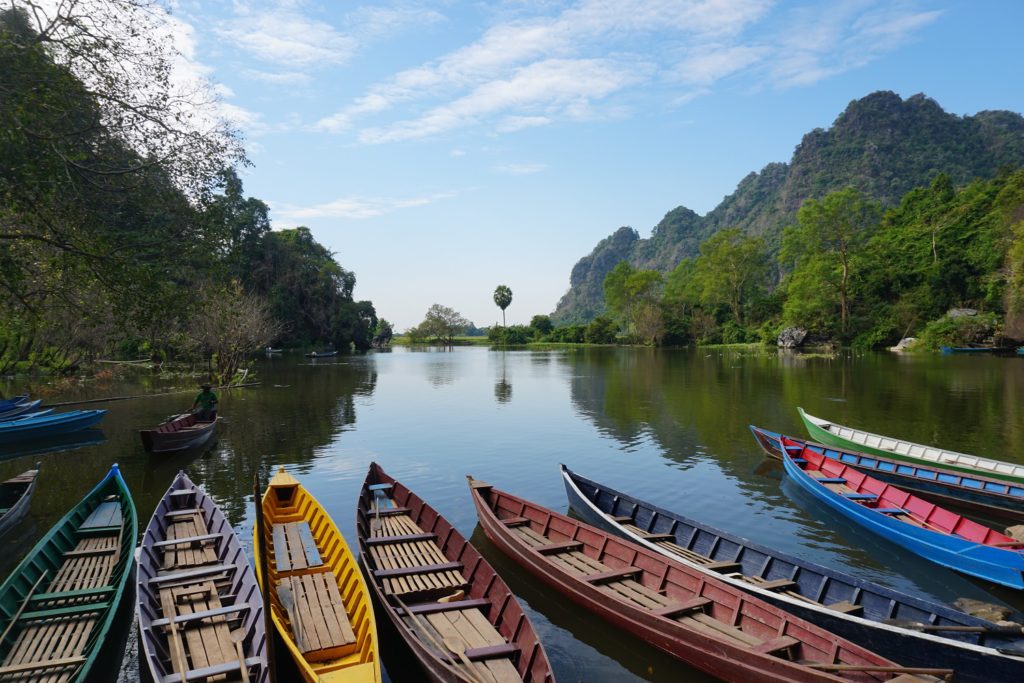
[81,501,122,529]
[535,541,584,555]
[368,512,467,598]
[161,510,218,571]
[158,580,251,683]
[758,579,797,591]
[812,477,847,484]
[373,562,463,579]
[403,598,491,616]
[611,515,634,523]
[439,643,519,664]
[876,508,909,515]
[827,600,864,615]
[841,493,878,501]
[639,533,676,542]
[705,560,742,572]
[365,532,437,546]
[273,521,323,574]
[499,516,531,527]
[753,635,801,655]
[651,596,712,618]
[409,607,523,683]
[277,573,357,661]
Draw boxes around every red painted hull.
[467,479,937,683]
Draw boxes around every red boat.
[467,476,952,683]
[139,412,217,453]
[356,463,554,682]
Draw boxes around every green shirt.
[194,390,218,411]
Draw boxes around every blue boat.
[0,395,27,414]
[0,410,54,424]
[0,399,43,421]
[779,433,1024,590]
[751,426,1024,522]
[561,464,1024,682]
[0,410,106,445]
[940,345,996,354]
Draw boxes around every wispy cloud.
[271,191,458,223]
[493,163,546,175]
[218,7,356,68]
[242,69,314,86]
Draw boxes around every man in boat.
[191,383,218,421]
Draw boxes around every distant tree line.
[0,4,376,379]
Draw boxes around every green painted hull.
[0,464,137,681]
[798,410,1024,486]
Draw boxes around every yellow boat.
[254,467,380,682]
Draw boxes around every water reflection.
[494,351,512,404]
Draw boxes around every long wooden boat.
[0,410,107,445]
[0,463,136,681]
[254,467,380,682]
[781,435,1024,589]
[0,467,39,538]
[752,426,1024,521]
[468,475,950,683]
[799,407,1024,485]
[138,471,268,683]
[140,413,218,453]
[563,463,1024,683]
[0,400,44,421]
[356,463,553,683]
[0,396,28,414]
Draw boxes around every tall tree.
[419,304,469,345]
[781,188,881,337]
[493,285,512,326]
[692,228,769,325]
[603,261,664,343]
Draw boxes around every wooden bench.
[273,521,323,573]
[278,573,357,661]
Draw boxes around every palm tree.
[493,285,512,326]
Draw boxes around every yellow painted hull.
[254,468,380,682]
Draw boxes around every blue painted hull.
[781,449,1024,590]
[561,465,1024,683]
[0,400,43,421]
[0,395,28,413]
[0,410,107,445]
[751,426,1024,521]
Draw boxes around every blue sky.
[167,0,1024,329]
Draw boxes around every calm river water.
[3,346,1024,682]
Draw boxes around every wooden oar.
[392,594,483,683]
[162,588,190,682]
[443,637,486,683]
[0,571,48,647]
[231,629,251,683]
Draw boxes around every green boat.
[0,463,136,681]
[798,407,1024,485]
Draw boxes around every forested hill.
[553,92,1024,324]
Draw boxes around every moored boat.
[0,463,136,681]
[781,435,1024,589]
[254,467,380,682]
[0,466,39,538]
[0,399,44,421]
[139,413,218,453]
[799,407,1024,485]
[137,471,268,683]
[563,463,1024,683]
[0,395,28,414]
[304,350,337,358]
[752,425,1024,521]
[356,463,553,683]
[0,409,106,445]
[468,475,950,683]
[940,346,996,354]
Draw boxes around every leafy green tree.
[419,304,469,345]
[529,315,554,335]
[692,228,769,325]
[781,188,881,337]
[493,285,512,326]
[603,262,664,343]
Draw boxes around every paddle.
[252,472,278,683]
[885,618,1024,636]
[230,629,251,683]
[392,593,483,683]
[0,571,48,647]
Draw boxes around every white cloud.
[674,44,769,85]
[243,69,314,86]
[496,115,552,132]
[346,6,446,39]
[449,149,467,157]
[218,9,356,67]
[493,163,546,175]
[271,191,458,222]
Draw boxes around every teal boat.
[0,463,136,681]
[799,407,1024,485]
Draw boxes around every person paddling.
[191,383,219,421]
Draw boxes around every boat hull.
[752,426,1024,521]
[0,399,43,421]
[563,464,1024,683]
[139,414,217,453]
[0,409,106,445]
[469,478,925,683]
[0,468,37,538]
[799,407,1024,485]
[356,463,553,683]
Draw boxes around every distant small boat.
[752,425,1024,521]
[0,467,39,537]
[563,462,1024,683]
[137,472,268,683]
[0,463,136,680]
[0,409,106,445]
[940,345,996,354]
[139,413,217,453]
[781,437,1024,589]
[264,347,282,354]
[799,407,1024,485]
[356,463,553,682]
[0,399,44,421]
[304,349,337,358]
[467,475,944,683]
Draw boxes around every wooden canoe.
[0,400,44,422]
[254,467,380,682]
[0,467,39,538]
[799,407,1024,485]
[563,463,1024,683]
[138,471,268,683]
[781,435,1024,589]
[356,463,554,683]
[752,425,1024,521]
[0,463,136,682]
[140,413,218,453]
[468,475,951,683]
[0,410,107,445]
[304,350,338,358]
